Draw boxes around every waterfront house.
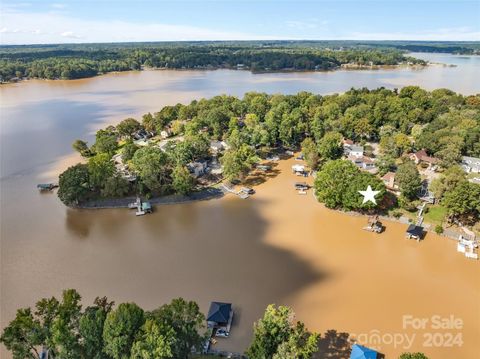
[210,140,229,154]
[348,155,376,172]
[350,344,378,359]
[381,171,398,190]
[409,149,438,166]
[160,128,172,139]
[406,224,424,241]
[344,143,364,158]
[187,160,208,178]
[461,156,480,173]
[207,302,233,333]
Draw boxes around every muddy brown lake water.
[1,53,479,358]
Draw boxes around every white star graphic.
[358,185,380,205]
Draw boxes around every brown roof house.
[381,171,398,190]
[409,149,438,166]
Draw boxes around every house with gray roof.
[461,156,480,173]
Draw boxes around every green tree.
[429,165,466,201]
[318,131,343,161]
[170,120,185,135]
[221,144,258,182]
[150,298,205,359]
[103,303,145,359]
[314,160,385,211]
[301,137,319,169]
[142,113,156,133]
[131,147,171,194]
[72,139,91,157]
[396,159,421,200]
[117,118,142,139]
[247,304,318,359]
[58,164,91,205]
[79,297,114,359]
[130,320,175,359]
[0,308,45,359]
[272,324,319,359]
[399,353,429,359]
[376,154,396,176]
[172,165,194,195]
[88,153,115,190]
[94,129,118,155]
[122,141,140,162]
[101,175,130,198]
[50,289,83,359]
[443,182,480,225]
[435,142,462,168]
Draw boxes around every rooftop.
[207,302,232,324]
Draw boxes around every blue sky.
[1,0,479,44]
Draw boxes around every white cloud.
[61,31,81,39]
[0,7,279,44]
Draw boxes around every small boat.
[240,187,255,195]
[363,215,383,233]
[37,183,58,191]
[238,193,250,199]
[294,182,309,190]
[257,164,271,171]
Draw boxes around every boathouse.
[207,302,233,330]
[406,224,424,241]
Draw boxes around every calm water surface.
[1,53,479,358]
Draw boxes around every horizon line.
[1,39,480,47]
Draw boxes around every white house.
[461,156,480,173]
[160,129,172,139]
[344,144,364,158]
[348,155,376,172]
[187,161,208,178]
[210,140,229,153]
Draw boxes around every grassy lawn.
[424,205,448,226]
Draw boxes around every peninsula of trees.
[0,41,427,82]
[60,87,480,230]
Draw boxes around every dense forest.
[0,41,428,82]
[60,86,480,227]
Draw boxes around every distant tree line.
[0,42,426,82]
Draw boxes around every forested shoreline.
[60,87,480,230]
[0,41,428,82]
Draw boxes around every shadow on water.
[63,196,330,351]
[314,330,352,359]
